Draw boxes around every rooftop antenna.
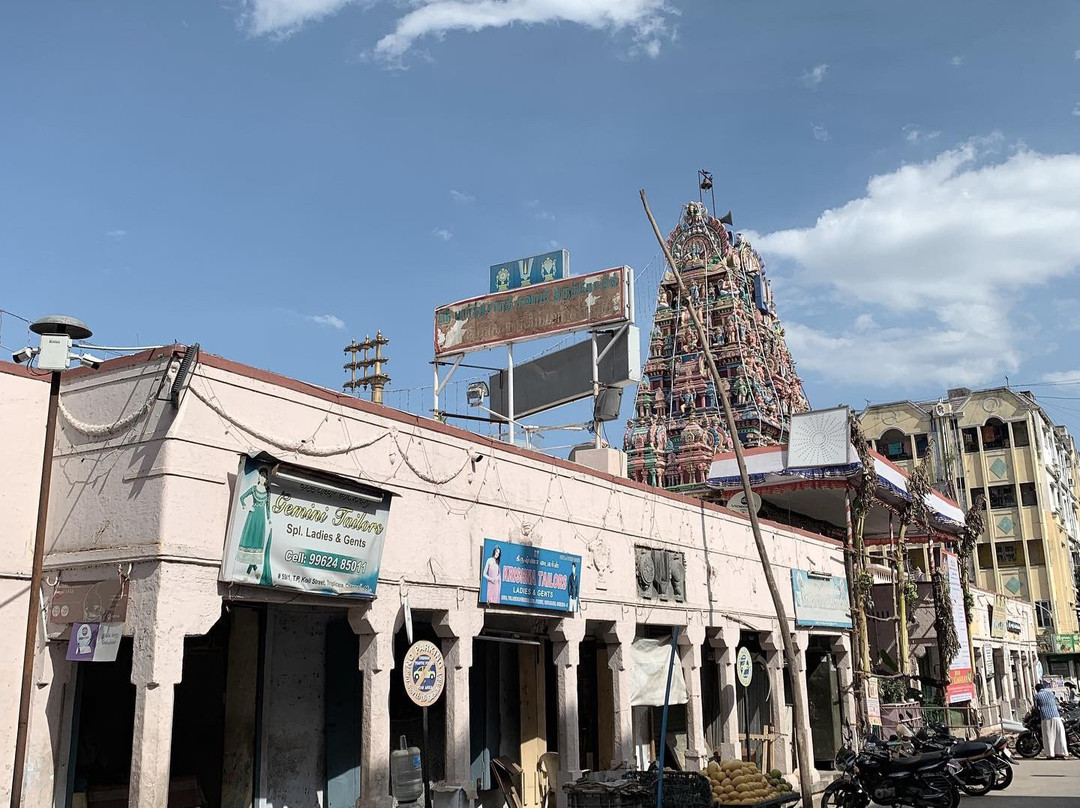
[698,169,716,214]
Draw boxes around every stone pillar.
[434,610,483,801]
[831,636,857,740]
[127,563,221,808]
[999,647,1015,720]
[764,630,799,777]
[604,621,636,769]
[680,624,707,771]
[350,603,398,808]
[552,619,586,808]
[708,623,741,761]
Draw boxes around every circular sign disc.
[736,646,754,688]
[403,640,446,707]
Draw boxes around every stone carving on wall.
[635,545,686,603]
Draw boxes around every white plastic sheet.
[630,637,688,707]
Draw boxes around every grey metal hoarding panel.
[488,326,640,419]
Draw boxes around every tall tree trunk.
[641,191,814,808]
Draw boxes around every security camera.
[77,353,104,370]
[12,347,36,364]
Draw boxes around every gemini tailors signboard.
[944,552,976,704]
[791,570,853,629]
[435,266,631,357]
[220,454,393,598]
[478,539,582,613]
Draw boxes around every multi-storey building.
[861,387,1080,678]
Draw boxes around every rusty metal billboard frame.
[433,266,632,358]
[432,266,634,446]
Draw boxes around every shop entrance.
[67,610,230,807]
[470,623,556,808]
[804,639,842,770]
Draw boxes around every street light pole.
[10,371,60,808]
[8,314,94,808]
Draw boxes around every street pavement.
[962,757,1079,808]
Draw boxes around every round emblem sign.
[402,640,446,707]
[736,646,754,688]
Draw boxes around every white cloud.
[811,123,830,142]
[432,227,453,241]
[374,0,675,61]
[1074,49,1080,61]
[801,63,828,88]
[308,313,346,329]
[525,199,556,221]
[244,0,676,60]
[449,189,476,203]
[1042,370,1080,383]
[752,138,1080,388]
[242,0,363,37]
[951,55,965,67]
[1073,102,1080,117]
[902,124,941,144]
[106,229,127,239]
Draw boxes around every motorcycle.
[1014,706,1080,759]
[820,743,959,808]
[912,723,1014,794]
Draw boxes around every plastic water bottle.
[390,735,424,804]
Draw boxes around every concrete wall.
[0,364,49,803]
[46,352,846,623]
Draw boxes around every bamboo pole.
[896,521,911,677]
[640,191,814,808]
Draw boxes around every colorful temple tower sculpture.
[624,201,810,497]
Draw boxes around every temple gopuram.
[624,200,810,498]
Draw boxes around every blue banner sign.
[489,249,569,293]
[479,538,581,613]
[791,570,852,628]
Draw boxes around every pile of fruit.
[698,759,794,806]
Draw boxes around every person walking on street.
[1035,682,1069,759]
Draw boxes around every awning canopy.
[707,445,965,539]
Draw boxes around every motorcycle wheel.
[921,781,961,808]
[1015,732,1042,759]
[820,781,869,808]
[993,764,1013,790]
[957,761,995,797]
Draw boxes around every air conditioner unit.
[935,401,952,417]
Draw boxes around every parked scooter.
[820,742,959,808]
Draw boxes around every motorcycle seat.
[884,751,951,770]
[950,741,991,758]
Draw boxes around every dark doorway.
[70,638,136,803]
[805,640,842,769]
[577,640,602,770]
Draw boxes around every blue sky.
[3,1,1080,442]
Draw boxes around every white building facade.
[1,347,854,808]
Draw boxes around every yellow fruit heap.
[698,760,794,806]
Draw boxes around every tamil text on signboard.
[478,538,581,613]
[791,570,853,629]
[435,266,631,357]
[220,455,392,598]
